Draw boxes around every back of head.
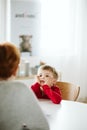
[38,64,58,80]
[0,42,20,79]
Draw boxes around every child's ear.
[13,66,19,76]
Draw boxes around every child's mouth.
[40,80,45,84]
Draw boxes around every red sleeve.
[31,82,42,98]
[42,85,62,104]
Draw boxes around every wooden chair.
[56,81,80,101]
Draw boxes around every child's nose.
[41,75,45,79]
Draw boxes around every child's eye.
[46,75,49,77]
[39,74,42,77]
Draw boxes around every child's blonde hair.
[38,65,58,80]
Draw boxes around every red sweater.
[31,82,62,104]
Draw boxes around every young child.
[31,65,62,104]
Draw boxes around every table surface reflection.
[39,99,87,130]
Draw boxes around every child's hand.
[44,78,54,87]
[35,75,40,84]
[40,86,44,91]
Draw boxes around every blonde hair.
[0,42,20,79]
[38,65,58,80]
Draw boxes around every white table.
[15,78,34,87]
[39,99,87,130]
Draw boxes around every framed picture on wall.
[11,0,41,56]
[19,35,32,55]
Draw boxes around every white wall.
[39,0,87,101]
[0,0,7,41]
[78,0,87,100]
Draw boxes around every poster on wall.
[11,0,41,56]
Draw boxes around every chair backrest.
[56,81,80,101]
[0,81,49,130]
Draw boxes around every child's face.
[37,69,56,87]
